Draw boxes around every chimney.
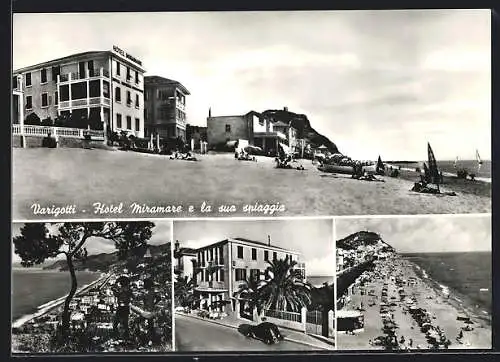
[268,235,271,246]
[175,240,180,252]
[208,107,212,118]
[284,107,288,112]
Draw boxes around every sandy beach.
[12,148,491,219]
[337,256,491,350]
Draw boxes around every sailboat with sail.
[376,155,385,175]
[411,142,455,195]
[427,142,441,193]
[476,149,483,165]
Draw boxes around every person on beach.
[112,275,132,340]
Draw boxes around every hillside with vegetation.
[261,109,339,153]
[336,231,395,251]
[43,243,171,272]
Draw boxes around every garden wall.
[12,135,107,149]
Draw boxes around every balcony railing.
[176,102,185,111]
[58,68,110,83]
[198,281,226,290]
[13,124,105,140]
[58,97,111,109]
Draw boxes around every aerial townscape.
[12,222,173,353]
[336,230,491,350]
[12,44,491,219]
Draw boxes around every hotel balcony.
[197,280,227,291]
[176,102,186,111]
[58,97,111,111]
[58,68,110,84]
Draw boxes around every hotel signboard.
[112,45,143,67]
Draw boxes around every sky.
[173,219,334,276]
[13,10,491,160]
[11,221,172,265]
[336,215,491,253]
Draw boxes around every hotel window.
[237,246,243,259]
[41,69,47,83]
[115,61,121,76]
[250,269,260,280]
[127,91,132,106]
[55,91,58,105]
[25,72,32,86]
[52,66,60,81]
[26,95,32,110]
[116,114,122,128]
[135,94,140,108]
[135,118,140,131]
[135,71,139,84]
[115,87,121,102]
[264,250,269,261]
[251,248,257,260]
[71,82,87,99]
[220,270,225,282]
[12,76,18,89]
[158,90,168,101]
[89,80,100,98]
[225,124,231,133]
[159,107,168,119]
[60,85,69,101]
[103,81,110,98]
[273,252,277,260]
[126,116,132,130]
[235,268,247,281]
[259,118,264,126]
[41,93,48,107]
[126,67,131,81]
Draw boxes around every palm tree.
[259,257,311,313]
[234,273,265,315]
[175,275,196,308]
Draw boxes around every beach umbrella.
[244,145,262,154]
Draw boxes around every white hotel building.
[12,46,146,138]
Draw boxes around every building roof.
[144,76,190,95]
[245,110,262,117]
[179,247,197,255]
[186,237,299,254]
[14,50,145,74]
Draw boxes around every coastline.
[408,260,490,326]
[12,271,109,329]
[337,254,491,350]
[387,165,491,184]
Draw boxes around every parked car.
[244,322,284,344]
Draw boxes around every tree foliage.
[13,221,156,342]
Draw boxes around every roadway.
[175,314,318,351]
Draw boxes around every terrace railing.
[13,124,105,140]
[58,97,110,109]
[264,309,302,323]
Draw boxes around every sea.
[12,268,101,321]
[402,252,491,318]
[390,160,491,180]
[308,276,334,287]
